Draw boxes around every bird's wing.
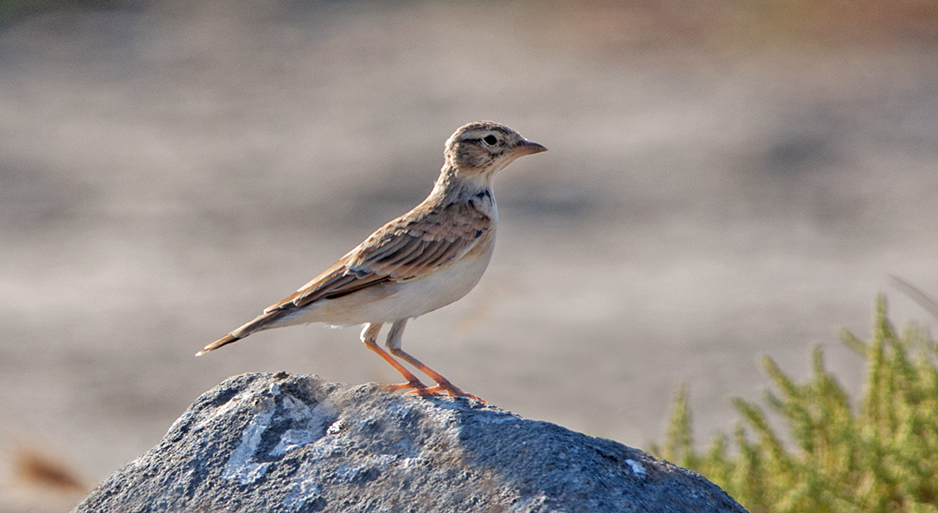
[264,200,493,313]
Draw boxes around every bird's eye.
[483,135,498,146]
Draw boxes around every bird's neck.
[431,165,493,200]
[428,165,497,219]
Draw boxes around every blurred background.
[1,0,937,509]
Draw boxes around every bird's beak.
[512,140,548,157]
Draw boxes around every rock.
[73,373,747,513]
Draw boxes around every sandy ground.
[1,0,937,496]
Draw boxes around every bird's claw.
[405,384,486,403]
[383,379,486,403]
[382,379,430,393]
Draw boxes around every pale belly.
[269,248,494,328]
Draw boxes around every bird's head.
[443,121,547,180]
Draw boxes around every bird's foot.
[447,389,487,403]
[413,383,486,403]
[404,386,446,397]
[383,379,433,395]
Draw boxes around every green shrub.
[651,296,938,513]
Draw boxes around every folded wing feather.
[264,200,492,314]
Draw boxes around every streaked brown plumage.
[198,121,546,400]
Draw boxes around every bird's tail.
[196,309,287,356]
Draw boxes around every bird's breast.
[468,188,497,220]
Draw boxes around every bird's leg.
[360,323,430,394]
[386,319,486,403]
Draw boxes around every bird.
[197,121,547,401]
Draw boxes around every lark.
[197,121,547,401]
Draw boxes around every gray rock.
[73,373,747,513]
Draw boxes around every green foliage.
[652,296,938,513]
